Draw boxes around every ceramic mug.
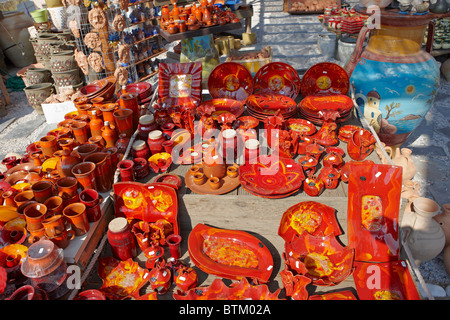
[39,135,58,157]
[72,162,97,191]
[42,214,66,237]
[56,176,79,199]
[47,230,76,249]
[27,227,47,244]
[14,190,35,207]
[117,159,135,182]
[193,172,206,185]
[79,188,100,208]
[24,202,48,231]
[31,180,55,203]
[86,200,102,223]
[63,202,90,236]
[44,196,64,216]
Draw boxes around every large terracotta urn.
[347,10,440,147]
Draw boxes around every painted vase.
[347,22,440,147]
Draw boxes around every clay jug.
[161,5,170,21]
[433,204,450,247]
[401,180,419,200]
[202,146,226,179]
[57,148,81,178]
[401,197,446,265]
[385,146,416,182]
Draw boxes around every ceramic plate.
[278,201,342,242]
[300,62,350,97]
[253,62,301,100]
[239,155,305,196]
[299,94,353,115]
[159,62,203,108]
[208,62,254,101]
[188,223,274,283]
[347,162,402,262]
[198,98,245,119]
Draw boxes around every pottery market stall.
[64,60,432,301]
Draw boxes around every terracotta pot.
[118,159,135,182]
[113,108,134,138]
[72,162,97,190]
[193,172,206,185]
[42,213,66,237]
[209,177,221,190]
[401,197,446,265]
[52,68,80,89]
[14,190,35,207]
[43,196,64,217]
[70,120,90,144]
[24,202,48,231]
[84,152,113,192]
[63,202,90,236]
[17,200,38,217]
[50,51,77,73]
[24,83,54,114]
[56,148,82,178]
[31,180,55,203]
[25,68,52,86]
[202,148,226,179]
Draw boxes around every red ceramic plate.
[300,62,350,97]
[353,260,420,300]
[113,181,180,236]
[278,201,342,242]
[188,223,274,283]
[174,278,283,300]
[159,62,202,108]
[239,155,305,196]
[236,116,260,129]
[286,119,317,136]
[299,94,353,115]
[253,62,301,100]
[347,162,402,262]
[246,93,297,112]
[198,98,245,118]
[98,257,150,300]
[208,62,254,101]
[284,232,354,286]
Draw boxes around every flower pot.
[47,6,67,31]
[52,68,80,89]
[24,83,54,114]
[26,68,52,86]
[50,51,76,73]
[30,9,48,23]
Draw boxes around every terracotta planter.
[70,120,89,144]
[63,202,90,236]
[50,51,76,73]
[24,202,48,231]
[113,108,134,138]
[84,152,113,192]
[31,180,55,203]
[39,135,58,158]
[71,161,97,190]
[24,83,54,114]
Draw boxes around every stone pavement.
[0,0,449,293]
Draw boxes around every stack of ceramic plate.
[118,82,153,104]
[298,94,354,125]
[79,76,116,102]
[246,93,297,120]
[341,17,365,34]
[239,155,305,198]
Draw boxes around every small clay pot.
[193,172,206,185]
[209,177,221,190]
[226,166,238,178]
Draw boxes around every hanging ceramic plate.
[286,119,317,136]
[284,232,354,286]
[253,62,301,100]
[113,181,180,236]
[300,62,350,97]
[239,155,305,196]
[208,62,254,101]
[353,260,420,300]
[98,257,150,300]
[188,223,274,283]
[159,62,203,108]
[174,278,283,300]
[347,162,402,262]
[278,201,342,242]
[198,98,245,118]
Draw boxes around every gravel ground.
[0,0,449,298]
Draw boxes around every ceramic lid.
[148,130,163,140]
[21,239,64,278]
[139,114,154,125]
[109,217,128,233]
[132,140,147,151]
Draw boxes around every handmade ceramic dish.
[235,116,259,129]
[278,201,342,242]
[252,62,301,100]
[185,163,240,195]
[299,94,353,116]
[173,278,283,300]
[198,98,245,119]
[347,162,402,262]
[113,181,180,236]
[117,82,152,101]
[97,257,150,300]
[188,223,274,283]
[284,232,354,286]
[300,62,350,97]
[239,155,305,197]
[352,260,420,300]
[159,62,202,108]
[286,119,317,136]
[208,62,254,101]
[338,125,360,142]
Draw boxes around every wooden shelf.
[135,48,167,65]
[134,34,159,45]
[139,70,158,82]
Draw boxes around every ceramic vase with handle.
[347,21,440,147]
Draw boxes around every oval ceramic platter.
[208,62,254,101]
[300,62,350,97]
[188,223,274,283]
[252,62,301,100]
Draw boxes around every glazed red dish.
[188,223,274,283]
[198,98,245,118]
[208,62,254,101]
[301,62,350,97]
[252,62,301,100]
